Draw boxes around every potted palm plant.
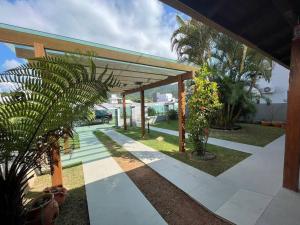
[43,186,68,206]
[0,55,119,225]
[25,193,59,225]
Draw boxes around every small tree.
[187,65,222,158]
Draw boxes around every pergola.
[0,23,196,186]
[160,0,300,192]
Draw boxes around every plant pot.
[26,193,59,225]
[261,121,272,126]
[43,186,68,206]
[272,121,283,128]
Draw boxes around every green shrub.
[167,109,178,120]
[148,107,156,116]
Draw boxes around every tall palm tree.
[171,16,272,128]
[171,15,217,65]
[0,55,119,225]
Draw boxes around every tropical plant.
[209,35,272,128]
[0,55,119,225]
[171,15,217,65]
[187,65,222,157]
[172,16,272,128]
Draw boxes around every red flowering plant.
[187,65,222,159]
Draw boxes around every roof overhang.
[161,0,300,69]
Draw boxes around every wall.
[257,62,289,104]
[245,103,287,122]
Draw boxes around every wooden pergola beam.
[283,32,300,191]
[123,71,194,95]
[177,72,193,152]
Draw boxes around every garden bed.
[153,120,285,147]
[95,131,232,225]
[116,127,250,176]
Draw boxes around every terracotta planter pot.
[261,121,272,126]
[43,186,68,206]
[272,121,283,128]
[26,193,59,225]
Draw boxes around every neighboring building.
[109,94,121,104]
[153,92,176,102]
[257,62,289,104]
[250,62,290,122]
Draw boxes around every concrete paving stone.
[216,189,272,225]
[255,188,300,225]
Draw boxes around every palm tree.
[0,55,119,224]
[171,16,272,128]
[171,15,217,65]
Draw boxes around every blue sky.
[0,0,188,74]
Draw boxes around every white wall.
[257,62,289,104]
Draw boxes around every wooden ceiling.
[161,0,300,68]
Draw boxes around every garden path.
[104,128,300,225]
[72,126,167,225]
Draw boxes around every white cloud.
[2,59,21,70]
[0,82,16,93]
[0,0,179,59]
[4,43,16,53]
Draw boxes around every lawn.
[153,120,285,147]
[116,127,250,176]
[71,133,80,149]
[26,164,89,225]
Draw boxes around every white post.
[115,107,121,127]
[130,106,136,127]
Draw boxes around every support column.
[35,42,63,187]
[283,26,300,191]
[122,94,127,130]
[178,74,186,152]
[141,89,145,137]
[51,143,63,187]
[34,42,46,57]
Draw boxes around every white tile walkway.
[77,128,167,225]
[103,128,298,225]
[255,188,300,225]
[218,135,285,196]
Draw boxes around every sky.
[0,0,188,75]
[0,0,289,100]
